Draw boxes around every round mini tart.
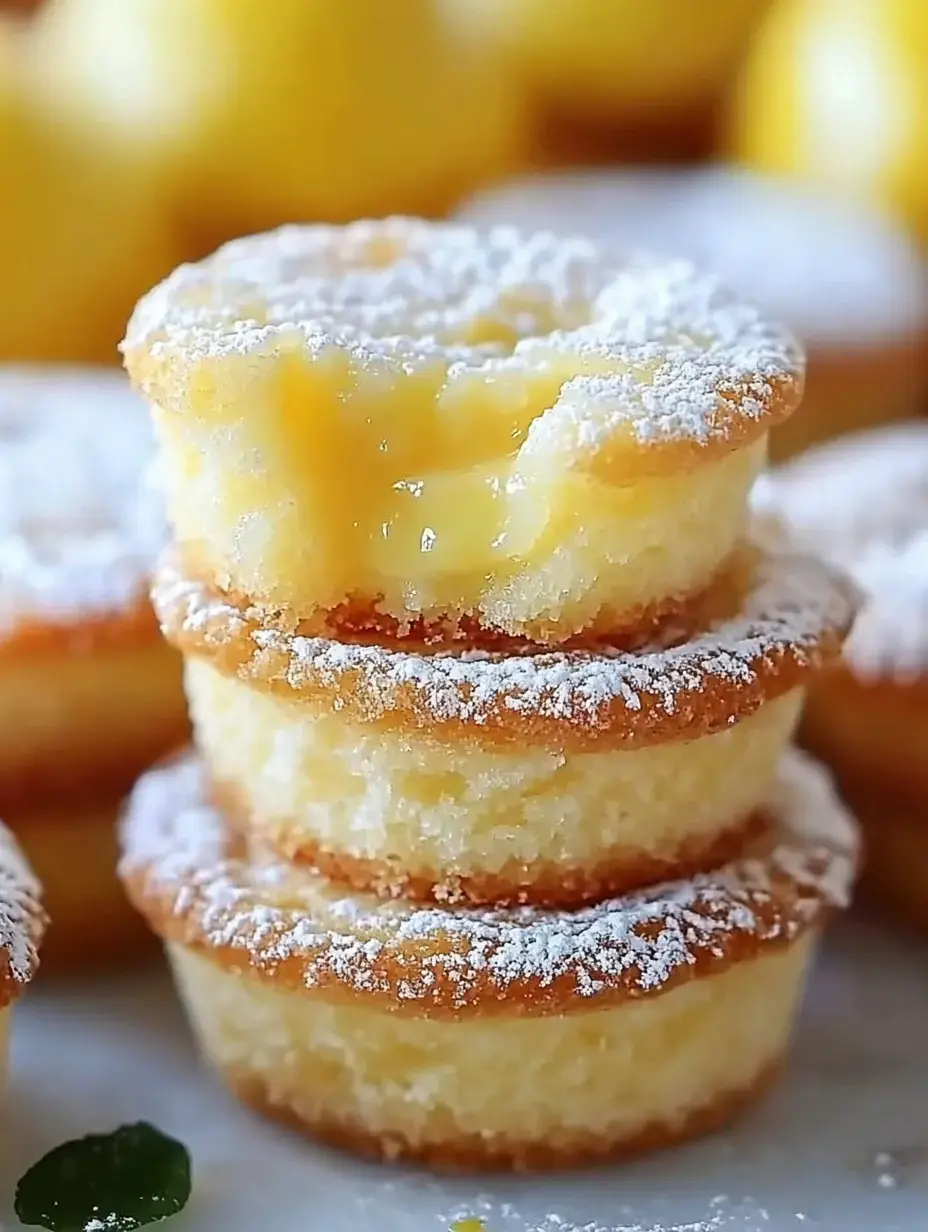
[755,422,928,807]
[120,748,859,1171]
[459,168,928,459]
[0,366,189,969]
[0,819,46,1076]
[155,542,855,907]
[0,366,189,806]
[123,217,802,644]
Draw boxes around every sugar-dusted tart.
[756,422,928,927]
[0,366,189,966]
[123,217,803,645]
[120,746,859,1171]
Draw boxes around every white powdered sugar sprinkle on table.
[120,749,858,1009]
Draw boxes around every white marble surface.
[1,919,925,1232]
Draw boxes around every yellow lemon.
[0,21,176,362]
[460,0,768,125]
[35,0,526,241]
[730,0,928,244]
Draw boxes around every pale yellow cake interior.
[169,935,813,1159]
[157,372,765,632]
[187,657,802,891]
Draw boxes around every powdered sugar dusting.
[124,218,801,452]
[154,547,854,732]
[120,749,858,1010]
[0,366,165,632]
[459,167,928,345]
[0,819,45,990]
[755,422,928,679]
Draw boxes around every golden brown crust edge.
[174,540,744,652]
[152,545,855,753]
[0,595,162,663]
[226,1059,782,1173]
[213,776,768,907]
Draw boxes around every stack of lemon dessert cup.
[119,219,860,1172]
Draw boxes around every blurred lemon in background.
[730,0,928,245]
[35,0,526,247]
[459,0,769,152]
[0,18,176,362]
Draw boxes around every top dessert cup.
[123,218,803,645]
[459,168,928,460]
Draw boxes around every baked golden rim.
[0,820,46,1002]
[153,542,856,752]
[120,747,858,1018]
[123,220,803,480]
[228,1059,780,1173]
[0,594,159,663]
[186,551,735,654]
[214,773,766,906]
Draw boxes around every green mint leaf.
[14,1121,191,1231]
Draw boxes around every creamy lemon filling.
[162,401,764,634]
[169,937,812,1157]
[128,221,798,636]
[187,658,802,890]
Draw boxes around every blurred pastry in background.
[0,367,188,968]
[729,0,928,249]
[0,17,177,364]
[457,0,770,163]
[33,0,526,250]
[755,422,928,929]
[0,823,45,1071]
[459,167,928,459]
